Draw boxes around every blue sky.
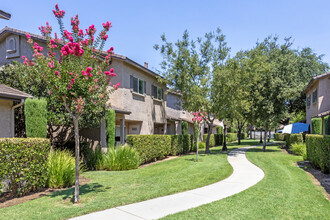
[1,0,329,73]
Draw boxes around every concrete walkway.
[71,145,264,220]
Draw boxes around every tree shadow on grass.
[247,147,279,153]
[46,182,105,203]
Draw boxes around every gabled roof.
[0,84,33,100]
[303,72,330,94]
[0,26,162,80]
[0,10,11,20]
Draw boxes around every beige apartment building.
[0,27,222,147]
[304,72,330,134]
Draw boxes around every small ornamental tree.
[192,111,209,162]
[23,4,119,203]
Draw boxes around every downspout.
[11,99,24,137]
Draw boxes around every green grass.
[163,145,330,220]
[0,141,260,220]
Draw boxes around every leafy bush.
[171,135,183,155]
[290,143,307,160]
[306,135,330,173]
[203,134,215,147]
[274,133,286,141]
[198,142,206,149]
[239,133,248,140]
[182,121,188,135]
[214,134,223,146]
[230,127,237,133]
[47,150,78,188]
[285,134,303,147]
[127,135,171,164]
[311,118,322,134]
[226,133,237,142]
[25,98,47,138]
[102,146,140,171]
[325,115,330,135]
[182,134,191,153]
[216,126,223,134]
[0,138,50,196]
[106,109,116,148]
[80,143,103,170]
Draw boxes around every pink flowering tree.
[192,111,209,162]
[23,4,119,203]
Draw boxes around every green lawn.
[0,140,257,220]
[163,145,330,220]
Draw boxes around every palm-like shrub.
[47,150,78,188]
[102,146,140,171]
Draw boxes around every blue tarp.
[282,123,309,134]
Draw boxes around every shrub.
[290,143,307,160]
[126,135,171,164]
[230,127,237,133]
[226,133,237,142]
[214,134,223,146]
[216,126,223,134]
[198,142,206,149]
[274,133,285,141]
[47,150,78,188]
[306,135,330,173]
[285,134,303,147]
[171,135,183,155]
[325,115,330,135]
[25,98,47,138]
[106,109,116,148]
[102,146,140,171]
[0,138,50,196]
[80,143,104,170]
[182,134,191,153]
[182,121,188,135]
[311,118,322,134]
[203,134,215,147]
[239,133,248,140]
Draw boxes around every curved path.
[71,146,264,220]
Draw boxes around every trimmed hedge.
[216,126,223,134]
[127,134,193,164]
[203,134,215,147]
[214,134,223,146]
[311,118,322,134]
[226,133,237,142]
[182,121,188,135]
[285,134,303,147]
[274,133,285,141]
[325,115,330,135]
[239,133,248,140]
[306,134,330,173]
[106,109,116,148]
[0,138,50,196]
[25,98,47,138]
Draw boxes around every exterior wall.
[0,99,13,138]
[108,58,167,135]
[305,82,319,128]
[318,76,330,115]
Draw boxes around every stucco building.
[304,72,330,134]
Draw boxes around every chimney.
[144,62,148,69]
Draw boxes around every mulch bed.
[0,176,90,209]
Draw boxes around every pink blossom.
[54,71,59,75]
[53,4,65,18]
[26,34,31,39]
[86,24,96,36]
[107,47,114,54]
[101,34,108,41]
[113,83,120,90]
[47,61,55,68]
[102,21,112,31]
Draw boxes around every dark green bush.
[25,98,47,138]
[239,133,248,140]
[182,121,188,135]
[325,116,330,135]
[182,134,191,153]
[0,138,50,196]
[106,109,116,148]
[311,118,322,134]
[102,146,140,171]
[226,133,237,142]
[47,149,78,188]
[214,134,223,146]
[285,134,303,147]
[230,127,237,133]
[290,143,307,160]
[171,135,183,155]
[306,135,330,173]
[80,143,103,170]
[127,135,171,164]
[198,142,206,149]
[203,134,215,147]
[274,133,286,141]
[216,126,223,134]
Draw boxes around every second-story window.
[152,85,163,100]
[312,89,317,104]
[306,95,311,107]
[130,76,146,95]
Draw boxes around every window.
[152,85,163,100]
[306,95,311,107]
[130,76,146,94]
[312,89,317,104]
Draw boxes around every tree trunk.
[222,124,227,151]
[263,128,267,152]
[205,121,213,154]
[237,128,241,145]
[259,130,263,143]
[253,129,255,140]
[73,117,80,203]
[268,130,271,142]
[196,126,199,162]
